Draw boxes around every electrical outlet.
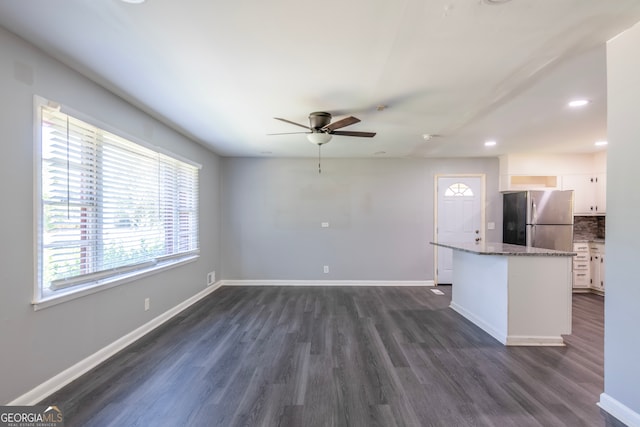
[323,265,329,274]
[207,271,216,286]
[144,298,150,311]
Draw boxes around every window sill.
[32,254,199,311]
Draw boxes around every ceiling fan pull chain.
[318,144,322,174]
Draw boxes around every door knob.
[475,237,482,242]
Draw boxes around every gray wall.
[0,27,222,403]
[221,157,501,280]
[605,21,640,417]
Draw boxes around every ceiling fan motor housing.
[309,111,332,130]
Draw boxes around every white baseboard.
[449,302,507,345]
[504,335,565,347]
[221,279,434,287]
[8,281,224,406]
[599,393,640,427]
[450,302,566,347]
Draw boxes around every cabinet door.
[590,252,601,290]
[593,243,605,290]
[594,174,606,214]
[590,244,605,291]
[600,252,605,290]
[562,174,596,214]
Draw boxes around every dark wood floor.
[42,286,624,427]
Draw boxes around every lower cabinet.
[572,243,591,291]
[590,243,605,294]
[572,242,605,294]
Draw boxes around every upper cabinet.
[502,175,560,191]
[499,153,606,215]
[499,154,568,192]
[562,174,606,214]
[595,173,606,213]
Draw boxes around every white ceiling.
[1,0,640,158]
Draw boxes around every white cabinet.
[500,175,560,191]
[572,242,605,294]
[595,173,606,213]
[590,243,605,294]
[563,175,593,214]
[562,174,606,215]
[572,242,591,291]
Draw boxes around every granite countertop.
[430,241,576,257]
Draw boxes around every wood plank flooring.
[41,286,625,427]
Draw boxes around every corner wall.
[0,27,222,403]
[602,19,640,426]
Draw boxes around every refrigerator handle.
[530,224,536,247]
[531,197,538,225]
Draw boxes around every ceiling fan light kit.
[307,132,332,145]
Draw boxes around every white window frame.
[33,96,201,310]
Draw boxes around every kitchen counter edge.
[430,241,576,257]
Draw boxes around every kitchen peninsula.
[431,242,576,346]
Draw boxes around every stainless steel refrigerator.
[503,190,574,251]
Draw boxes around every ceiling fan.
[269,111,376,145]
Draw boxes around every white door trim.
[433,174,486,285]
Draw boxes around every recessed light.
[121,0,146,3]
[484,140,497,147]
[595,141,608,146]
[568,99,590,108]
[422,134,433,141]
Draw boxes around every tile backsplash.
[574,216,606,240]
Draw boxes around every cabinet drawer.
[573,272,590,288]
[589,243,604,253]
[573,262,590,270]
[574,243,590,252]
[574,253,589,262]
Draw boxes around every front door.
[435,176,484,284]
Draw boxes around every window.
[444,182,474,197]
[35,98,200,305]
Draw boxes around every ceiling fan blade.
[267,132,311,135]
[323,116,360,132]
[274,117,311,130]
[331,130,376,138]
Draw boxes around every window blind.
[39,104,199,295]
